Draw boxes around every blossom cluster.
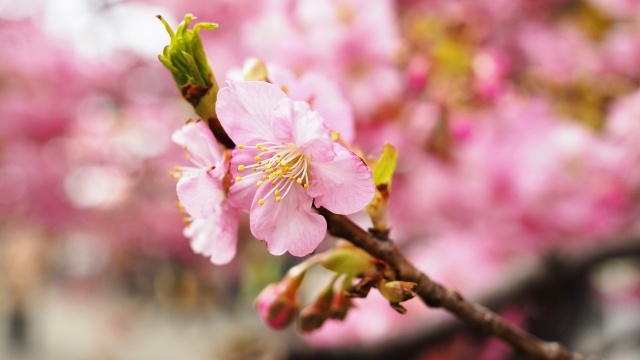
[172,79,375,262]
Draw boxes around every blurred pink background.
[2,0,640,359]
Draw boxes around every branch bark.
[316,207,594,360]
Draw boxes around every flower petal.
[228,148,262,210]
[295,73,355,143]
[250,185,327,256]
[171,121,222,168]
[177,172,224,218]
[269,98,295,143]
[288,100,334,161]
[308,143,375,214]
[186,201,239,265]
[216,81,288,145]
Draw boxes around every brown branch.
[316,207,595,360]
[207,116,236,149]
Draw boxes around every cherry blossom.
[228,59,356,142]
[216,81,375,256]
[171,121,239,264]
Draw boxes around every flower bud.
[328,292,354,321]
[322,245,376,277]
[255,283,299,330]
[299,282,335,333]
[255,271,305,330]
[157,14,218,108]
[241,57,269,81]
[378,280,418,303]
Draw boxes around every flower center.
[235,142,310,205]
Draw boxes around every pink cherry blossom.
[269,65,356,143]
[184,206,239,265]
[228,59,356,142]
[216,81,375,256]
[171,121,239,265]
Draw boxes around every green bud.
[157,14,219,119]
[378,280,417,303]
[321,245,376,277]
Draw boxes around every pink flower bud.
[328,292,354,321]
[255,283,300,330]
[255,270,305,330]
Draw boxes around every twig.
[316,207,593,360]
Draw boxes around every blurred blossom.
[64,165,132,209]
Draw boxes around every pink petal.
[216,81,288,145]
[186,201,239,265]
[269,98,295,143]
[295,73,355,143]
[228,148,262,210]
[171,121,222,168]
[266,63,297,87]
[308,143,375,214]
[287,100,334,161]
[250,185,327,256]
[177,173,224,218]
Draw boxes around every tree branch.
[316,207,594,360]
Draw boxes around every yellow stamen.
[237,165,245,171]
[255,155,261,161]
[236,176,243,182]
[276,196,282,202]
[257,181,263,186]
[256,143,262,149]
[258,199,265,205]
[304,183,309,189]
[238,144,245,149]
[296,178,303,184]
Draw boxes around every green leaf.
[366,143,398,232]
[371,143,398,187]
